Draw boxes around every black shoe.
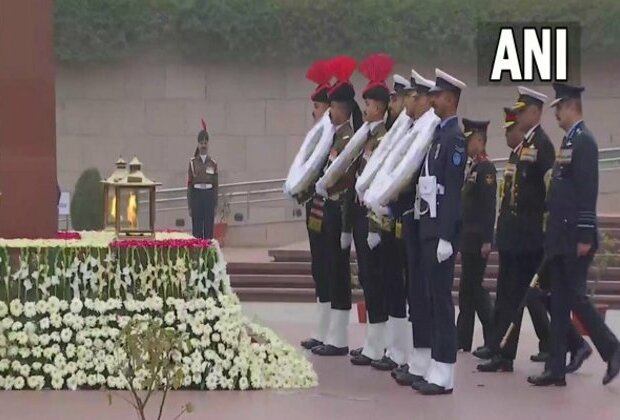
[411,375,428,391]
[350,353,374,366]
[312,344,349,356]
[566,342,592,374]
[530,352,550,363]
[603,346,620,385]
[527,370,566,387]
[349,347,363,357]
[417,381,453,395]
[300,338,323,350]
[472,346,493,360]
[394,371,423,387]
[371,356,398,371]
[391,364,409,379]
[477,356,514,372]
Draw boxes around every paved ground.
[1,302,619,420]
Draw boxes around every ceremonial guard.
[456,119,496,354]
[370,74,413,372]
[392,69,436,386]
[312,56,362,356]
[410,69,467,395]
[528,83,620,386]
[187,119,218,239]
[348,53,393,367]
[299,59,334,351]
[478,87,555,370]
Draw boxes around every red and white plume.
[306,59,332,87]
[359,53,394,93]
[327,55,357,96]
[201,118,207,132]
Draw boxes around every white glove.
[340,232,352,250]
[437,239,453,263]
[367,232,382,250]
[315,183,328,198]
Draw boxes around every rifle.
[499,257,549,349]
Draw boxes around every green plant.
[70,168,105,231]
[217,193,231,223]
[109,319,194,420]
[592,233,620,297]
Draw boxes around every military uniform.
[415,68,468,395]
[390,69,436,388]
[299,59,333,351]
[483,89,555,368]
[349,53,395,366]
[312,55,359,357]
[456,119,496,353]
[187,154,218,239]
[528,83,620,386]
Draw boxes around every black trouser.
[403,214,431,348]
[457,251,494,351]
[323,199,351,310]
[191,188,216,239]
[421,238,457,364]
[305,200,329,303]
[382,229,407,319]
[492,251,550,359]
[352,201,386,324]
[548,254,619,377]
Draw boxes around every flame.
[127,192,138,228]
[110,196,116,220]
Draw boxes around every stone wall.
[56,54,620,244]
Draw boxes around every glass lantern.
[102,157,128,230]
[102,157,161,238]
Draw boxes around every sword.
[499,258,549,349]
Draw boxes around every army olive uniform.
[187,155,218,239]
[351,122,388,324]
[457,155,496,351]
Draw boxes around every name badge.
[520,147,538,162]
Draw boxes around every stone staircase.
[228,215,620,308]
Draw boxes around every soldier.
[348,53,393,367]
[411,68,467,395]
[370,73,413,372]
[391,68,436,385]
[528,83,620,386]
[456,119,496,354]
[477,87,555,371]
[187,119,218,239]
[299,59,334,351]
[312,56,362,356]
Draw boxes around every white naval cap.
[409,68,435,92]
[391,74,411,94]
[428,68,467,93]
[513,86,549,109]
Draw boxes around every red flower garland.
[109,238,213,249]
[56,231,82,240]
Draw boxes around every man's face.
[466,133,483,158]
[198,140,208,155]
[413,93,431,119]
[516,104,540,130]
[430,91,447,116]
[505,125,523,149]
[389,94,405,116]
[364,98,385,122]
[312,101,330,123]
[330,101,348,126]
[554,101,572,131]
[404,92,417,117]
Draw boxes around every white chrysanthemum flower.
[66,376,78,391]
[70,299,83,314]
[43,347,55,360]
[22,302,36,318]
[50,332,61,343]
[0,301,7,318]
[10,321,23,332]
[84,338,93,348]
[60,328,73,343]
[85,316,97,328]
[35,300,48,314]
[13,376,25,390]
[212,333,221,343]
[59,300,69,312]
[0,360,9,372]
[50,314,62,329]
[9,300,23,317]
[31,346,43,358]
[52,377,64,390]
[39,318,50,331]
[18,348,31,359]
[16,332,28,346]
[19,365,31,377]
[1,317,13,331]
[47,296,60,314]
[164,312,175,325]
[11,360,21,371]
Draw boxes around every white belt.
[194,183,213,190]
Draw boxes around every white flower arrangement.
[0,238,317,391]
